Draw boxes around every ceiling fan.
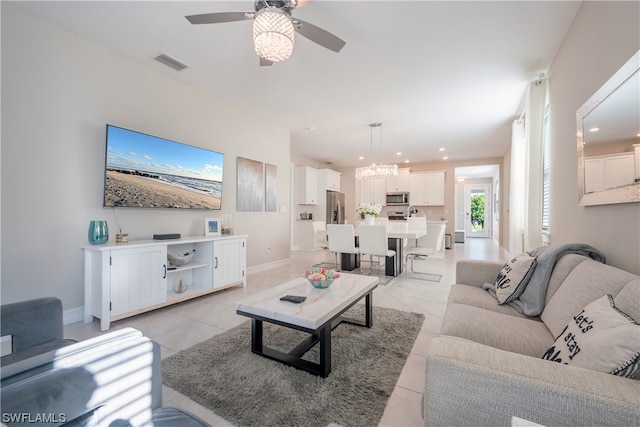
[185,0,346,66]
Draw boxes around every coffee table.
[235,273,378,378]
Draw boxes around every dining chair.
[326,224,359,271]
[358,224,396,277]
[407,216,427,247]
[405,223,446,282]
[312,221,328,249]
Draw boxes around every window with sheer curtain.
[509,77,548,255]
[542,103,551,236]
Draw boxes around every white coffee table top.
[235,273,378,330]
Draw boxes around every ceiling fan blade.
[294,19,346,53]
[185,12,252,25]
[260,57,273,67]
[291,0,314,9]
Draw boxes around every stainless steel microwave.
[386,192,409,206]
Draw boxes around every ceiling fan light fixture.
[253,7,294,62]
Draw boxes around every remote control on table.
[279,295,306,303]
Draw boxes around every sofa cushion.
[543,254,590,306]
[541,260,640,337]
[494,253,537,304]
[441,303,552,357]
[541,295,640,379]
[448,285,533,319]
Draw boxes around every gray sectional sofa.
[424,252,640,426]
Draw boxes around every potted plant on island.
[356,202,382,224]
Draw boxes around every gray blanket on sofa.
[496,244,605,316]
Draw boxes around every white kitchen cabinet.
[84,235,247,330]
[320,168,341,191]
[359,177,386,205]
[409,171,445,206]
[386,168,410,192]
[585,153,635,193]
[296,166,319,205]
[213,237,246,288]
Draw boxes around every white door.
[464,184,491,238]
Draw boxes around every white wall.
[548,1,640,274]
[1,5,292,310]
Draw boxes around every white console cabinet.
[83,235,247,331]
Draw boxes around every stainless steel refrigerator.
[326,191,345,224]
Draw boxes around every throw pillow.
[541,295,640,379]
[494,252,537,304]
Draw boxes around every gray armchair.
[1,297,76,366]
[1,298,211,426]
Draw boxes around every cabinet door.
[425,172,445,205]
[110,246,167,316]
[296,166,319,205]
[213,238,246,288]
[387,168,410,192]
[360,178,386,205]
[325,169,341,191]
[409,174,428,205]
[605,154,635,189]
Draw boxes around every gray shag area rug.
[162,305,424,427]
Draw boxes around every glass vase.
[221,214,233,235]
[88,220,109,245]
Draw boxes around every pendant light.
[355,123,398,180]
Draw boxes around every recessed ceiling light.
[396,152,402,156]
[439,147,446,152]
[589,127,600,133]
[358,156,364,160]
[442,156,448,160]
[404,160,410,163]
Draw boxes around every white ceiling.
[13,1,582,173]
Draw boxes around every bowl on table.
[304,267,340,289]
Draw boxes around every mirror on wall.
[577,50,640,206]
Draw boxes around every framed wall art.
[237,156,264,211]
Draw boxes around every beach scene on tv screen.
[104,126,223,209]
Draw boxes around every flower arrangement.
[356,202,382,217]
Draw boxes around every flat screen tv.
[103,125,224,209]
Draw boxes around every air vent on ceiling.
[154,53,189,71]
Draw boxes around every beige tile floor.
[65,238,508,426]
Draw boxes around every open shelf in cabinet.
[166,240,213,298]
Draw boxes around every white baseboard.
[63,306,85,325]
[247,258,290,276]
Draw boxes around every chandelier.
[253,7,295,62]
[355,123,398,180]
